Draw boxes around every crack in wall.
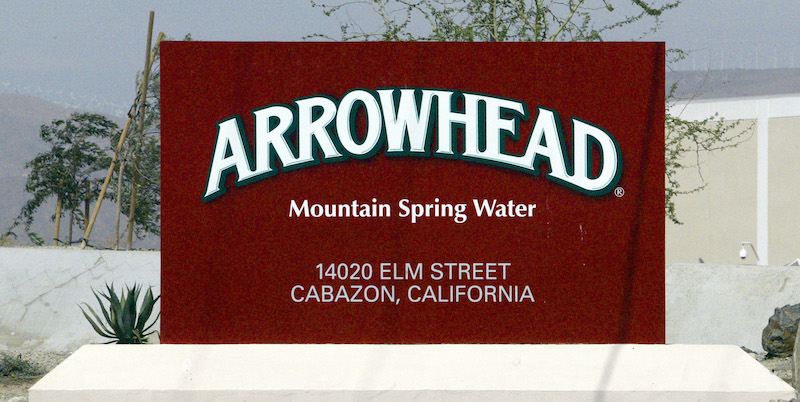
[17,254,111,321]
[0,249,160,351]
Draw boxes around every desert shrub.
[80,283,160,344]
[0,353,44,378]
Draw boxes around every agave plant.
[79,283,160,344]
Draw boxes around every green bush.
[80,283,160,344]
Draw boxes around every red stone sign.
[160,42,665,344]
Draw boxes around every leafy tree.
[309,0,743,223]
[10,113,117,245]
[310,0,679,42]
[111,34,190,248]
[110,63,162,247]
[111,124,161,245]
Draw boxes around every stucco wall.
[666,263,800,350]
[0,247,160,352]
[769,116,800,265]
[665,118,758,264]
[2,248,798,352]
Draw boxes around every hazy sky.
[1,0,799,116]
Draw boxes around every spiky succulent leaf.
[79,303,115,338]
[121,286,138,334]
[109,286,125,333]
[106,284,122,333]
[142,310,161,334]
[107,283,120,306]
[92,288,113,330]
[136,287,156,333]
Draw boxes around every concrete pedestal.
[29,344,796,401]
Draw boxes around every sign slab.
[161,42,665,344]
[30,345,797,401]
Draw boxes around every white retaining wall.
[667,262,800,350]
[1,248,799,352]
[0,247,160,352]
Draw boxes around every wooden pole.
[126,12,157,250]
[125,163,139,249]
[114,150,127,250]
[54,196,62,246]
[84,179,90,231]
[68,210,74,245]
[81,12,159,249]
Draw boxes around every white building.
[666,91,800,266]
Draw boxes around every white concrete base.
[29,344,796,401]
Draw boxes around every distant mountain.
[0,93,70,175]
[0,93,159,249]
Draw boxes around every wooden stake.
[68,210,74,245]
[54,196,62,246]
[126,12,157,250]
[84,179,90,232]
[81,12,161,249]
[114,150,127,250]
[126,168,139,250]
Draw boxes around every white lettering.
[337,90,383,155]
[203,117,256,200]
[253,105,300,174]
[203,88,622,201]
[378,88,435,153]
[295,96,342,164]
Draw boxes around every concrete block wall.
[2,248,799,352]
[0,247,160,352]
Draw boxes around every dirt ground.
[0,376,39,401]
[0,349,68,402]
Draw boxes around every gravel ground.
[743,347,794,385]
[0,349,70,402]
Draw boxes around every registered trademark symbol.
[614,187,625,197]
